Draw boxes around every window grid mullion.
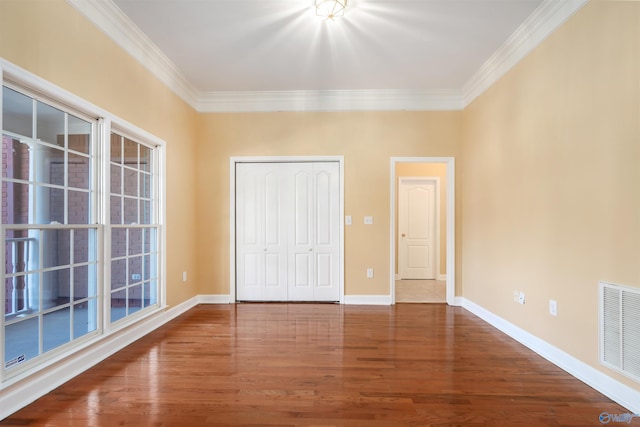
[64,112,69,225]
[69,229,75,341]
[0,223,6,381]
[37,229,43,357]
[30,98,37,226]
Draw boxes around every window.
[109,132,159,323]
[2,86,99,372]
[1,64,164,382]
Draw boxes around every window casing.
[1,63,165,384]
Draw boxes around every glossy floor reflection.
[0,304,628,426]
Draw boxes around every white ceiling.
[68,0,587,112]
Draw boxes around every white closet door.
[288,164,314,301]
[288,162,340,301]
[236,163,288,301]
[236,162,340,302]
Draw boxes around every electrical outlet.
[364,216,374,225]
[549,300,557,316]
[518,291,526,305]
[366,268,374,278]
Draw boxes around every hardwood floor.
[1,304,627,426]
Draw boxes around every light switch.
[364,216,374,225]
[345,215,352,225]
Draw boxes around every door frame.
[397,176,440,280]
[390,157,456,305]
[230,156,345,303]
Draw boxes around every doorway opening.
[390,158,455,305]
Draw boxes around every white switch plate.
[518,291,526,304]
[345,215,352,225]
[366,268,374,278]
[549,300,557,316]
[182,271,187,282]
[364,216,374,225]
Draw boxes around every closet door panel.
[311,163,340,301]
[289,165,315,301]
[236,166,262,300]
[293,169,312,246]
[236,163,287,301]
[316,253,332,288]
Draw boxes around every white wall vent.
[599,281,640,383]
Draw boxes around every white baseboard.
[461,298,640,414]
[343,295,392,305]
[198,294,232,304]
[198,294,396,306]
[0,296,200,420]
[452,296,464,306]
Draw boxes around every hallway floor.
[395,279,446,303]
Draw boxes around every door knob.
[401,233,406,237]
[309,248,313,251]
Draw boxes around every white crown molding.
[66,0,200,107]
[196,89,464,113]
[462,0,589,107]
[67,0,588,113]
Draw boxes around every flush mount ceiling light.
[315,0,347,21]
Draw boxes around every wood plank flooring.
[0,304,628,426]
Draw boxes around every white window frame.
[0,58,167,386]
[104,123,165,330]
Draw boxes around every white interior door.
[236,162,340,302]
[236,163,288,301]
[398,178,437,279]
[288,163,340,301]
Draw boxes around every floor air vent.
[600,281,640,383]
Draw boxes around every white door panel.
[293,169,312,247]
[264,172,281,246]
[316,253,332,287]
[399,178,437,279]
[236,163,288,301]
[308,163,340,301]
[237,162,340,302]
[315,170,332,246]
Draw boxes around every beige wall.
[196,112,462,296]
[0,0,200,307]
[462,0,640,390]
[395,163,447,276]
